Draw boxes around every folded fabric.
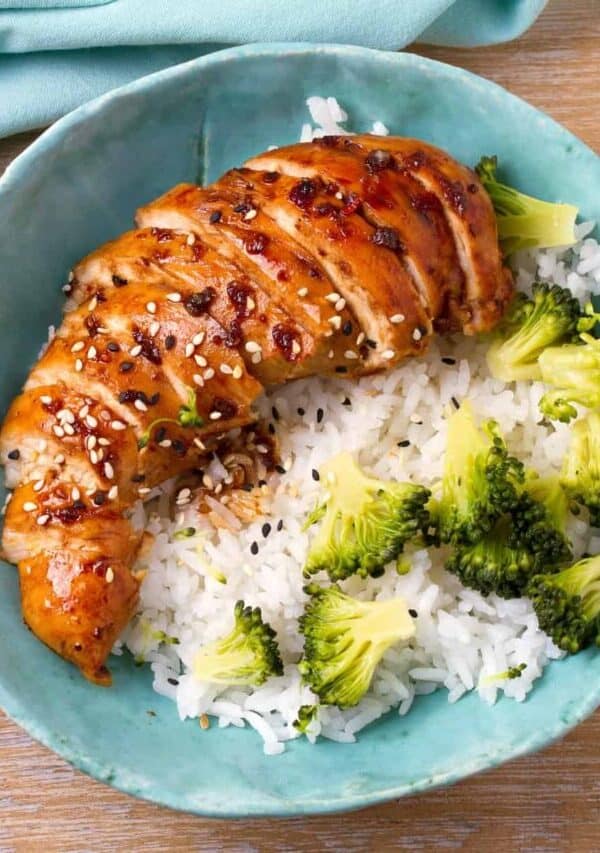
[0,0,548,138]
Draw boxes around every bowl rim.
[0,41,599,818]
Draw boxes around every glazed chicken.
[0,135,513,684]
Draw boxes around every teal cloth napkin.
[0,0,548,138]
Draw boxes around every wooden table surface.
[0,1,598,849]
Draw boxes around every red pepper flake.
[132,327,162,365]
[212,397,238,419]
[244,233,269,255]
[150,227,173,243]
[289,179,318,209]
[272,324,301,362]
[340,192,362,216]
[370,227,404,253]
[226,281,254,319]
[184,288,215,316]
[365,149,395,174]
[84,314,101,337]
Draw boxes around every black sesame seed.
[451,396,460,410]
[442,356,456,365]
[342,321,353,336]
[242,483,253,492]
[297,407,305,417]
[209,210,222,224]
[167,677,179,686]
[366,338,377,349]
[409,609,418,618]
[250,541,259,555]
[112,274,128,287]
[277,519,283,531]
[7,449,19,460]
[93,492,106,506]
[268,422,275,435]
[397,440,410,448]
[316,408,324,424]
[262,523,271,538]
[73,500,86,511]
[155,427,166,443]
[149,392,161,406]
[258,479,267,487]
[335,366,348,374]
[312,469,320,481]
[107,341,120,353]
[271,406,280,421]
[275,464,286,475]
[342,397,351,407]
[172,439,186,456]
[233,202,249,214]
[131,473,146,482]
[164,334,176,350]
[119,361,134,373]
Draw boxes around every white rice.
[118,98,600,753]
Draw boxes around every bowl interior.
[0,44,599,817]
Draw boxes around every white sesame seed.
[185,343,195,358]
[134,399,148,412]
[245,340,261,354]
[232,365,243,379]
[146,301,157,315]
[292,340,301,356]
[177,487,191,502]
[297,287,309,298]
[326,292,340,303]
[256,444,268,454]
[40,395,52,405]
[159,439,172,448]
[193,374,204,387]
[97,326,109,335]
[98,437,110,446]
[71,487,80,501]
[71,341,85,353]
[194,354,208,367]
[356,332,366,346]
[96,448,104,461]
[193,438,206,450]
[381,349,396,360]
[209,411,222,421]
[57,408,75,423]
[105,567,115,584]
[23,502,37,512]
[328,349,334,359]
[328,315,342,330]
[413,328,422,341]
[33,480,44,492]
[167,292,181,303]
[108,485,119,500]
[390,313,406,324]
[335,191,344,200]
[52,425,65,438]
[202,474,214,489]
[335,298,346,312]
[246,296,256,312]
[243,209,257,221]
[344,350,359,360]
[149,321,160,337]
[37,514,50,526]
[87,345,97,359]
[68,270,74,283]
[104,462,114,480]
[88,296,98,311]
[85,414,98,429]
[90,449,99,464]
[220,364,233,375]
[251,352,262,365]
[138,487,151,496]
[186,232,196,246]
[78,404,89,418]
[204,367,215,380]
[111,420,126,431]
[54,454,65,465]
[75,359,84,372]
[193,332,205,346]
[63,423,75,436]
[130,344,142,357]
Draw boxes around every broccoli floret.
[431,401,524,546]
[538,333,600,422]
[528,554,600,653]
[446,516,541,598]
[486,282,597,382]
[561,412,600,525]
[303,452,430,581]
[193,601,283,686]
[293,704,319,734]
[510,476,572,567]
[138,388,204,448]
[475,155,578,255]
[298,584,415,708]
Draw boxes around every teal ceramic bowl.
[0,44,599,818]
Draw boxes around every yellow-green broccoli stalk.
[561,411,600,525]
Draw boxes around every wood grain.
[0,1,598,849]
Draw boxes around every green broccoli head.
[561,411,600,526]
[293,704,319,734]
[539,333,600,422]
[509,476,572,567]
[475,155,578,255]
[486,282,595,383]
[298,584,415,708]
[431,401,524,546]
[446,516,542,599]
[303,452,430,581]
[193,600,283,686]
[527,554,600,653]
